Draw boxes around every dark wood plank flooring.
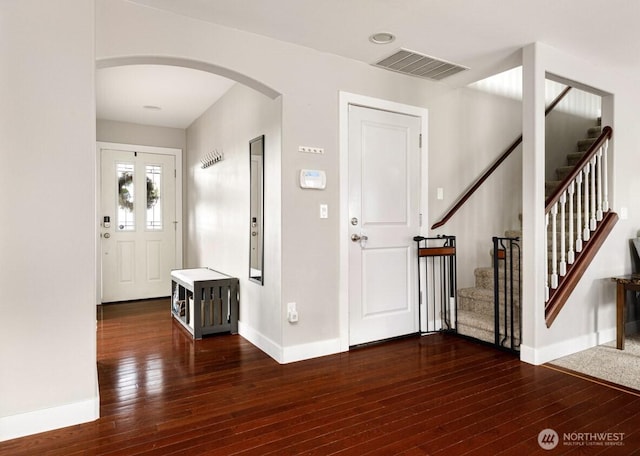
[1,298,639,455]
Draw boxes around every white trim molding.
[281,339,343,364]
[238,320,283,363]
[0,397,99,442]
[239,321,342,364]
[520,327,616,365]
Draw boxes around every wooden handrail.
[431,86,573,230]
[545,125,613,213]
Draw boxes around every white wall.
[429,86,523,288]
[96,0,449,360]
[185,83,283,354]
[97,119,186,151]
[521,42,640,364]
[0,0,98,441]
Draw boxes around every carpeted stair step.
[505,229,521,238]
[456,309,495,344]
[567,152,586,166]
[556,165,575,181]
[546,180,562,197]
[474,266,521,290]
[587,126,602,138]
[458,286,521,315]
[456,309,521,346]
[577,138,596,152]
[458,287,494,315]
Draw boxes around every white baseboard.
[238,320,283,363]
[238,321,345,364]
[520,327,616,365]
[0,397,99,442]
[281,338,344,364]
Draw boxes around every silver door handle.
[103,233,111,239]
[351,234,368,242]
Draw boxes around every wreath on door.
[118,172,159,211]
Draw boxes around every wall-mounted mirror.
[249,135,265,284]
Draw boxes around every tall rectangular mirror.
[249,135,264,284]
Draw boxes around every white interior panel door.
[348,105,421,346]
[101,149,177,302]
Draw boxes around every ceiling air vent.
[373,49,468,81]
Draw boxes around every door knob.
[351,234,368,242]
[103,233,111,239]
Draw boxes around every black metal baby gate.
[492,236,521,353]
[413,235,457,334]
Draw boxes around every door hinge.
[419,134,422,148]
[174,169,177,178]
[419,213,423,227]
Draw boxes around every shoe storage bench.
[170,268,239,339]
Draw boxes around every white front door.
[348,105,421,346]
[100,148,177,302]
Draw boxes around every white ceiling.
[96,64,236,129]
[98,0,640,128]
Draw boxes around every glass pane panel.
[146,165,162,230]
[117,163,135,231]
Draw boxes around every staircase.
[456,119,604,349]
[457,229,521,348]
[545,120,603,199]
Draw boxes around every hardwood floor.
[1,298,639,455]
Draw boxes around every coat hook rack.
[201,149,223,169]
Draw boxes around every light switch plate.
[320,204,328,219]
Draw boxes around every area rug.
[547,334,640,393]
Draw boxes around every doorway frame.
[338,92,429,352]
[95,141,184,305]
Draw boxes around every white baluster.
[583,166,590,242]
[602,139,609,212]
[596,147,603,221]
[589,156,597,231]
[551,202,558,289]
[545,212,550,301]
[567,181,575,264]
[559,191,567,276]
[575,173,583,253]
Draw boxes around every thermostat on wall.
[299,169,326,189]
